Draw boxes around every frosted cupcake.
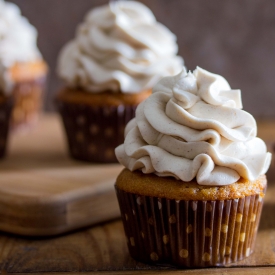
[56,1,183,163]
[115,67,271,267]
[0,0,48,131]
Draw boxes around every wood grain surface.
[3,268,275,275]
[0,114,122,236]
[0,115,274,274]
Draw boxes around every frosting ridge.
[116,67,271,186]
[58,1,183,93]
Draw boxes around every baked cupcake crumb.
[116,168,267,201]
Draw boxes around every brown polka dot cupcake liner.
[11,77,47,131]
[57,101,136,163]
[115,187,265,268]
[0,97,13,158]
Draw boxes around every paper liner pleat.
[57,101,137,163]
[0,98,12,157]
[116,187,264,267]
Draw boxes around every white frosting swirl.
[116,67,271,186]
[0,0,42,93]
[57,1,183,93]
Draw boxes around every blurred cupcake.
[56,1,183,163]
[115,67,271,267]
[0,0,47,131]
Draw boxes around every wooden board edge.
[0,188,121,236]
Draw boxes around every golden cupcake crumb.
[116,169,267,201]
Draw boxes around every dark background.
[11,0,275,118]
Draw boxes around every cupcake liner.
[57,100,136,163]
[0,97,13,158]
[11,76,47,131]
[115,186,265,268]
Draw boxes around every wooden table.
[0,114,275,275]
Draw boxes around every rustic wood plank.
[3,267,275,274]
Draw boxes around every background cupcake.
[115,67,271,267]
[0,0,47,131]
[56,1,183,163]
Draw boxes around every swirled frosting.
[0,0,42,93]
[57,1,183,93]
[116,67,271,186]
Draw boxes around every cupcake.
[0,0,47,131]
[56,1,183,163]
[115,67,271,267]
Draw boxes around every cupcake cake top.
[57,1,183,94]
[116,67,271,186]
[0,0,42,92]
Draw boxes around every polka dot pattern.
[104,127,114,137]
[206,203,212,212]
[148,217,154,226]
[117,189,264,267]
[202,252,211,262]
[76,132,85,143]
[90,124,99,135]
[76,115,86,125]
[192,201,197,211]
[186,224,193,234]
[205,228,212,237]
[225,246,231,255]
[88,144,96,154]
[169,214,176,224]
[221,224,228,233]
[104,149,114,160]
[150,252,159,261]
[179,249,188,258]
[158,201,162,210]
[239,233,246,242]
[11,79,45,130]
[163,235,169,244]
[136,197,142,205]
[250,214,256,222]
[58,102,136,162]
[236,213,243,223]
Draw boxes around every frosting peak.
[116,67,271,186]
[58,1,183,93]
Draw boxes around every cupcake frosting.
[116,67,271,186]
[0,0,41,93]
[58,1,183,93]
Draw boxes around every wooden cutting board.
[0,114,123,236]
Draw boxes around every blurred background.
[11,0,275,118]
